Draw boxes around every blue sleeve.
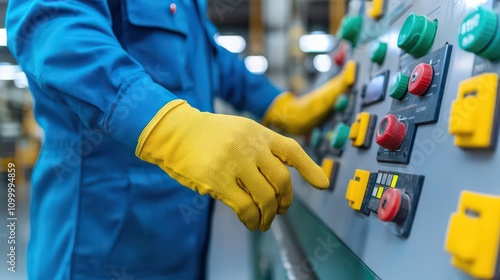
[6,0,178,148]
[214,45,282,119]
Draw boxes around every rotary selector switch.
[408,63,433,96]
[375,114,407,151]
[378,188,411,224]
[459,7,500,60]
[398,13,438,57]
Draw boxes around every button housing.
[378,45,452,164]
[391,45,452,124]
[365,171,425,238]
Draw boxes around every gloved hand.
[136,100,329,231]
[262,60,357,134]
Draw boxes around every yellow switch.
[321,158,335,178]
[343,60,357,87]
[367,0,384,19]
[449,73,499,148]
[345,169,371,210]
[321,158,338,190]
[349,112,374,148]
[445,191,500,279]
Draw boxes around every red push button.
[378,188,402,222]
[334,43,348,66]
[375,114,407,151]
[408,63,433,96]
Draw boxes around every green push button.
[340,16,363,46]
[310,128,323,148]
[371,42,387,65]
[334,94,349,111]
[459,7,500,60]
[398,13,437,57]
[330,123,350,149]
[389,72,409,100]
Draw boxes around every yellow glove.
[136,100,329,231]
[263,60,357,134]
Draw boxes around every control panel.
[291,0,500,279]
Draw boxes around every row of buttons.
[371,7,500,63]
[345,168,500,279]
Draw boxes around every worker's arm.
[263,61,357,134]
[6,0,176,147]
[211,32,357,135]
[213,45,283,119]
[8,0,328,231]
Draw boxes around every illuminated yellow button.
[376,187,384,199]
[349,119,360,140]
[343,60,357,87]
[345,169,371,210]
[445,191,500,279]
[449,73,499,148]
[321,158,335,179]
[391,175,399,188]
[367,0,384,19]
[349,112,372,147]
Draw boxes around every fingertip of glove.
[246,225,258,232]
[310,173,330,190]
[259,225,272,232]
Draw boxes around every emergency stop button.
[378,188,410,224]
[375,114,407,151]
[408,63,433,96]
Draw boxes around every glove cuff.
[135,99,188,157]
[261,92,295,128]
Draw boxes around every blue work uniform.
[6,0,281,279]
